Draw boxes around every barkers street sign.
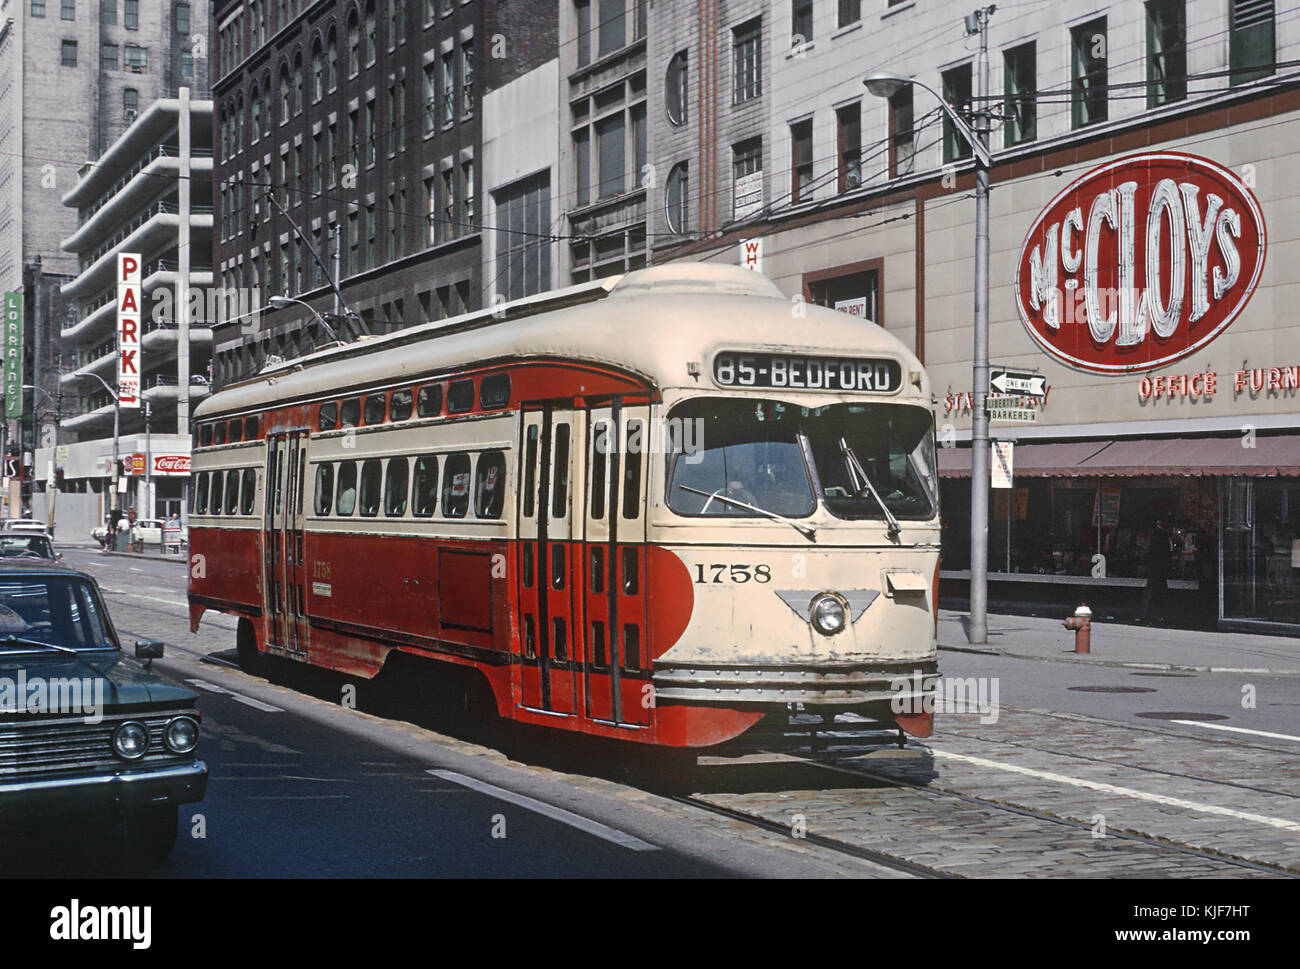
[1015,152,1266,375]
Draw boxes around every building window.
[365,0,377,65]
[365,96,376,166]
[1146,1,1186,107]
[791,0,812,46]
[61,0,74,20]
[102,42,118,71]
[1229,0,1274,86]
[280,65,290,121]
[327,29,338,90]
[425,176,437,244]
[30,1,45,17]
[348,108,359,170]
[461,159,475,226]
[181,49,194,76]
[1071,17,1108,129]
[732,136,762,219]
[576,0,591,68]
[293,54,303,114]
[836,102,860,192]
[665,162,688,234]
[808,266,880,322]
[1003,41,1036,146]
[348,12,360,75]
[174,2,189,33]
[790,119,812,204]
[100,0,114,24]
[461,40,473,118]
[596,113,625,199]
[423,64,436,134]
[665,50,688,125]
[838,0,861,28]
[573,129,590,206]
[441,167,456,239]
[61,40,77,67]
[312,42,324,102]
[442,51,455,125]
[598,0,626,58]
[124,0,137,29]
[733,17,761,103]
[888,86,913,178]
[494,171,551,300]
[123,43,147,70]
[123,87,138,117]
[941,64,973,163]
[326,121,336,185]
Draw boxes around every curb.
[939,642,1300,676]
[98,549,189,564]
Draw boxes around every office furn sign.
[1015,152,1266,374]
[117,253,142,408]
[2,292,21,418]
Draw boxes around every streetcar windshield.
[665,399,937,522]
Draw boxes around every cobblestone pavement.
[684,706,1298,878]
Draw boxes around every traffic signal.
[54,467,65,490]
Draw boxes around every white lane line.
[427,769,660,852]
[185,677,284,713]
[930,749,1300,833]
[1170,720,1300,743]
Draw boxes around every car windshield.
[0,535,55,558]
[0,576,116,650]
[666,398,938,521]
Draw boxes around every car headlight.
[810,594,847,635]
[164,716,199,754]
[112,721,150,760]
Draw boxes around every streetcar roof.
[195,263,928,419]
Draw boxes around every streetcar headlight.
[810,594,847,635]
[164,716,199,754]
[112,721,150,760]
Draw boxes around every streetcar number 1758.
[693,564,772,584]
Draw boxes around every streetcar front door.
[264,430,309,656]
[516,405,578,715]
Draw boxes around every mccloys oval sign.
[1015,151,1266,374]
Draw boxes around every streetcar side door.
[581,399,651,727]
[280,430,309,656]
[515,405,578,716]
[262,434,287,650]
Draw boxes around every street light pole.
[82,371,121,518]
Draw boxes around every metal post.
[178,86,192,531]
[967,6,993,644]
[145,400,152,519]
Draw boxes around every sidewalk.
[71,539,188,564]
[937,608,1300,675]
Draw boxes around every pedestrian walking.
[1140,518,1173,624]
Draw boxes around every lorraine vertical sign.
[2,292,21,418]
[117,252,141,408]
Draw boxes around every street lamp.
[267,295,342,347]
[865,62,993,644]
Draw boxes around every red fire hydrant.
[1064,605,1092,654]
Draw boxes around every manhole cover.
[1130,672,1196,678]
[1068,685,1158,693]
[1134,711,1230,721]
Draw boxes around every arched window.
[665,50,688,125]
[312,40,323,102]
[219,107,227,161]
[666,162,689,234]
[293,52,303,114]
[250,86,261,141]
[364,1,376,65]
[235,95,244,154]
[347,11,360,75]
[327,27,338,90]
[280,64,291,122]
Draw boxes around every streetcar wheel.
[236,618,261,674]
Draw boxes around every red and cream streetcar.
[187,263,941,747]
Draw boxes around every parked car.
[0,561,207,863]
[0,530,60,561]
[2,519,47,535]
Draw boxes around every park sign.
[1015,152,1266,374]
[117,252,141,408]
[2,292,21,418]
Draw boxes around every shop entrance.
[1222,478,1300,626]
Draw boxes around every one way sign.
[990,367,1047,398]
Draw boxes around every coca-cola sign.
[1015,152,1266,374]
[154,455,191,474]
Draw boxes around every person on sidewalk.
[1140,518,1173,623]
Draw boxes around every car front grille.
[0,711,196,778]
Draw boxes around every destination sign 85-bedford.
[713,351,901,392]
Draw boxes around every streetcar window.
[622,419,642,519]
[192,426,199,448]
[314,463,334,515]
[340,398,360,428]
[441,453,471,518]
[385,457,409,516]
[473,451,506,519]
[225,470,241,514]
[551,424,570,520]
[412,455,438,517]
[245,416,261,439]
[622,547,638,595]
[241,468,257,515]
[589,420,607,520]
[200,424,213,447]
[590,547,604,594]
[298,457,306,515]
[479,374,510,410]
[214,422,228,445]
[447,379,475,414]
[210,471,224,516]
[229,420,243,443]
[523,615,536,659]
[416,384,442,417]
[389,389,413,421]
[552,618,567,661]
[551,545,565,590]
[335,461,358,515]
[591,621,607,667]
[521,544,534,587]
[523,425,538,519]
[318,402,338,431]
[359,459,382,517]
[363,394,386,425]
[623,625,640,670]
[195,472,209,514]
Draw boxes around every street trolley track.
[777,751,1300,878]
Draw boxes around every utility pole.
[177,86,192,530]
[144,400,152,519]
[967,4,995,644]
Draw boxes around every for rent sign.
[2,292,21,418]
[117,253,141,408]
[1015,152,1266,374]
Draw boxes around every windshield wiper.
[679,485,817,541]
[839,437,902,539]
[0,636,78,654]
